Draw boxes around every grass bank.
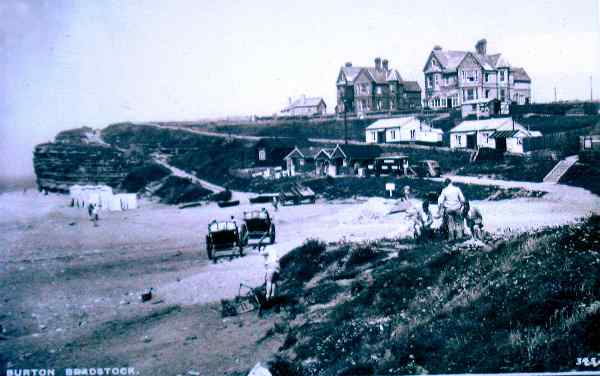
[232,215,600,375]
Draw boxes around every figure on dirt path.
[88,203,99,227]
[463,200,484,240]
[437,178,465,241]
[256,232,280,303]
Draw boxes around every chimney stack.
[375,57,382,70]
[382,59,389,71]
[433,45,443,51]
[475,39,487,55]
[345,62,352,67]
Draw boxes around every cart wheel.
[206,237,213,261]
[270,224,276,244]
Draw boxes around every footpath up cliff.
[33,127,141,192]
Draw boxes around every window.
[485,89,490,98]
[434,75,439,87]
[517,138,522,145]
[376,86,383,95]
[390,130,396,140]
[500,89,506,101]
[584,138,592,149]
[499,70,506,82]
[467,89,475,101]
[258,149,266,161]
[485,73,490,82]
[452,95,459,107]
[427,76,433,88]
[410,129,416,139]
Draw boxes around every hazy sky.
[1,0,599,178]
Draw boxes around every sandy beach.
[1,180,599,374]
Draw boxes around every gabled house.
[449,117,541,154]
[327,144,383,176]
[423,39,532,111]
[255,138,297,168]
[281,96,327,117]
[365,116,443,145]
[336,57,422,115]
[283,146,324,176]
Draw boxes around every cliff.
[33,141,141,192]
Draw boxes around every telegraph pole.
[554,87,558,102]
[591,76,594,101]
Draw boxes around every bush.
[154,176,212,204]
[120,163,170,192]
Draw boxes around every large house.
[281,96,327,117]
[365,116,443,145]
[423,39,532,110]
[449,117,541,154]
[336,57,422,115]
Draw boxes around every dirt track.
[1,180,599,374]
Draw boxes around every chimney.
[375,57,382,70]
[382,59,389,71]
[433,45,443,51]
[475,39,487,55]
[345,62,352,67]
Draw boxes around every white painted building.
[449,117,541,154]
[365,117,443,145]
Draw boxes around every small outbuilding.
[365,116,443,145]
[449,117,541,154]
[283,146,323,176]
[327,144,383,176]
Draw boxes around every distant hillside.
[239,215,600,375]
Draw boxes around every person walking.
[437,178,465,241]
[272,196,279,211]
[89,203,99,227]
[255,232,279,304]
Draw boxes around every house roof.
[366,117,443,133]
[376,152,408,159]
[429,48,511,72]
[315,148,335,159]
[512,67,531,82]
[340,66,364,83]
[403,81,421,92]
[284,146,323,160]
[450,118,526,133]
[283,97,325,111]
[333,144,383,159]
[431,50,468,72]
[366,116,422,130]
[489,130,520,138]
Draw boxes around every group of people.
[408,178,483,242]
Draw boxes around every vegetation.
[560,163,600,196]
[246,215,600,375]
[153,176,212,204]
[120,163,170,193]
[458,156,557,182]
[519,115,600,134]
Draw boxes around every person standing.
[437,178,465,241]
[256,232,279,303]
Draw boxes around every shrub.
[120,163,171,192]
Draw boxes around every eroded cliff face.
[33,140,141,192]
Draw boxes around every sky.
[1,0,599,179]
